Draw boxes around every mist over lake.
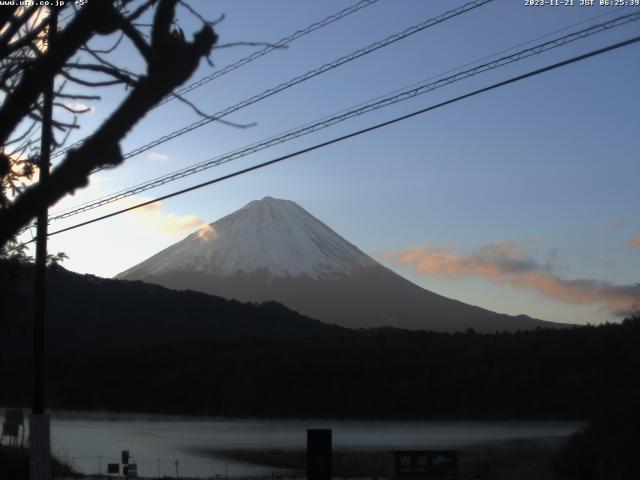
[47,411,583,478]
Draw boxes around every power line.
[46,10,640,222]
[10,7,639,242]
[19,0,384,223]
[39,6,638,219]
[41,34,640,240]
[155,0,381,108]
[3,33,638,257]
[47,6,631,218]
[53,0,380,154]
[50,0,493,162]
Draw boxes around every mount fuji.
[117,197,560,332]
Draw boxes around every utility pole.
[30,7,57,480]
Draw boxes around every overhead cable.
[51,0,493,161]
[40,34,640,240]
[155,0,381,108]
[49,6,631,217]
[50,0,381,158]
[47,10,640,222]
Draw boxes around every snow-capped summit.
[117,197,375,280]
[117,197,560,332]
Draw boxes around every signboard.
[124,463,138,478]
[392,450,458,478]
[107,463,120,474]
[307,429,332,480]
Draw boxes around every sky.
[16,0,640,326]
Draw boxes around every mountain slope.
[118,197,562,332]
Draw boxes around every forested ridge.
[2,315,638,419]
[2,263,640,477]
[2,265,638,419]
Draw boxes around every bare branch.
[80,42,140,79]
[0,5,19,29]
[64,62,139,85]
[0,6,40,59]
[60,69,127,87]
[53,102,92,114]
[81,31,125,55]
[125,0,158,22]
[152,0,178,47]
[0,1,218,247]
[178,0,216,27]
[4,120,39,147]
[50,118,80,131]
[113,13,152,62]
[0,1,122,145]
[210,13,225,27]
[1,20,49,59]
[171,91,256,129]
[54,92,101,101]
[53,117,78,149]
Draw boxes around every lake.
[14,411,585,478]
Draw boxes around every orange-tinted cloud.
[383,241,634,315]
[161,214,203,231]
[625,235,640,249]
[136,201,162,213]
[128,197,206,234]
[197,223,218,240]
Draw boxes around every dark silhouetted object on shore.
[307,429,332,480]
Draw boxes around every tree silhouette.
[0,0,218,250]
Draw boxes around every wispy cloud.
[382,240,635,315]
[625,234,640,249]
[147,152,169,162]
[128,197,206,234]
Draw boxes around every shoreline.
[187,436,570,479]
[1,406,589,424]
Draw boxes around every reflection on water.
[44,411,583,478]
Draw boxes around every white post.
[29,414,51,480]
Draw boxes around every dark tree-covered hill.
[2,264,638,422]
[0,265,350,354]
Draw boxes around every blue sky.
[27,0,640,325]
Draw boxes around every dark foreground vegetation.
[1,265,638,419]
[0,265,349,356]
[2,316,639,479]
[2,265,639,478]
[1,316,638,420]
[554,395,640,479]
